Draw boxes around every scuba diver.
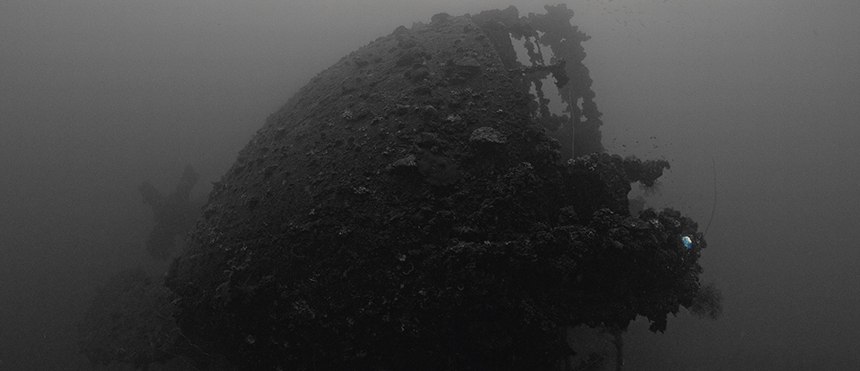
[138,165,201,260]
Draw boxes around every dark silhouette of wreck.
[139,165,201,260]
[79,5,719,371]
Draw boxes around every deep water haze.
[2,0,859,369]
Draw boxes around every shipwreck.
[80,5,716,371]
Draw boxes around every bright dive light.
[682,236,693,249]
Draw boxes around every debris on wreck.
[148,5,718,370]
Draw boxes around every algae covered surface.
[78,269,184,368]
[156,6,712,370]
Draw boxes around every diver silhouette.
[139,165,201,260]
